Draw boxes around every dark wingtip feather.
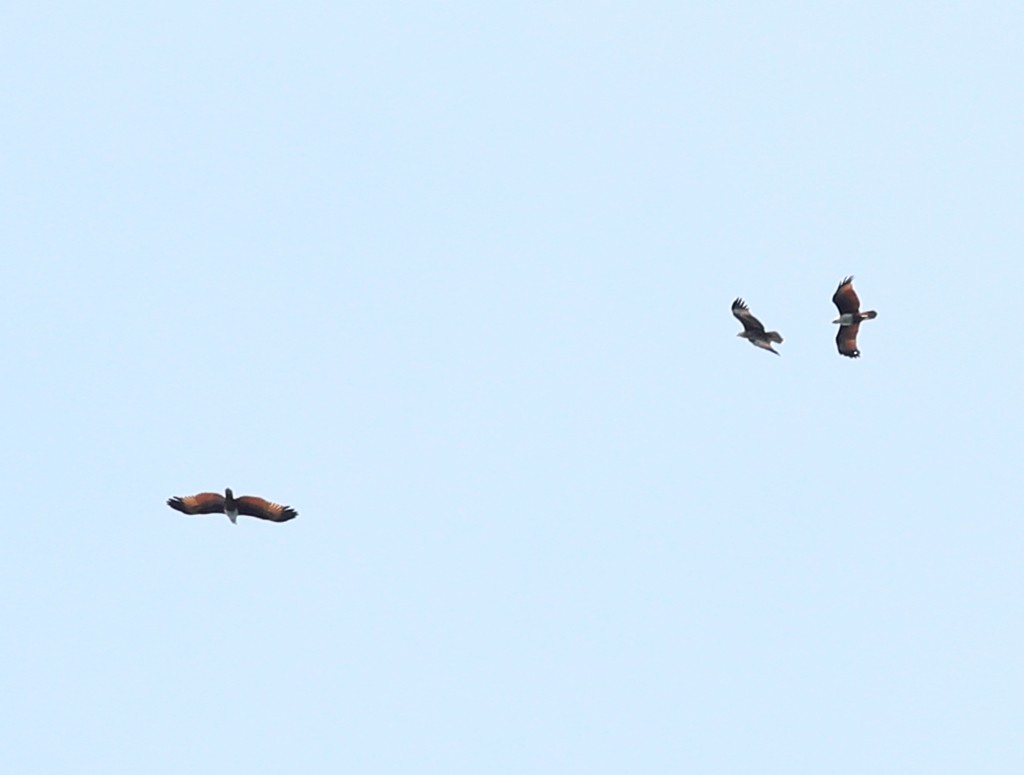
[166,497,186,513]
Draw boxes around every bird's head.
[225,487,234,499]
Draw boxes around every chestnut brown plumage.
[167,488,298,524]
[831,277,877,358]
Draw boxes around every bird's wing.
[835,321,861,358]
[752,339,780,355]
[731,298,766,334]
[832,277,861,315]
[167,492,226,515]
[236,496,299,522]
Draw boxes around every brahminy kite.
[167,488,298,524]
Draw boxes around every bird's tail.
[766,331,783,343]
[862,311,878,320]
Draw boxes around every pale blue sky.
[3,2,1023,772]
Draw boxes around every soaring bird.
[831,276,877,358]
[167,488,298,524]
[732,298,783,355]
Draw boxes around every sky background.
[2,2,1023,772]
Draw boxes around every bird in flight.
[167,488,298,524]
[831,276,877,358]
[732,298,783,355]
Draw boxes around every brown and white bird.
[167,488,298,524]
[732,298,783,355]
[831,276,877,358]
